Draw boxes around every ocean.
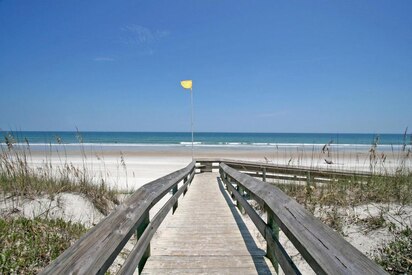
[1,131,410,150]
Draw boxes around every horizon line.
[1,130,409,135]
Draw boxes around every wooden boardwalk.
[42,160,386,275]
[142,172,275,274]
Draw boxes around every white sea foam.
[252,143,270,146]
[179,142,202,145]
[0,142,405,151]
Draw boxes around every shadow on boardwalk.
[217,177,273,274]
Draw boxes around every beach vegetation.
[0,216,87,274]
[374,226,412,274]
[0,132,119,215]
[271,132,412,272]
[274,129,411,208]
[0,132,124,273]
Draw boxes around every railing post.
[262,168,267,181]
[199,161,212,173]
[136,211,150,273]
[220,169,233,198]
[222,171,228,190]
[236,185,245,214]
[267,209,280,273]
[205,162,212,172]
[230,179,236,200]
[172,183,178,213]
[183,176,188,196]
[305,171,312,207]
[224,174,228,190]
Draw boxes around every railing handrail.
[220,162,386,274]
[196,158,373,178]
[41,161,195,275]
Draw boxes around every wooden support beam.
[262,168,267,182]
[172,184,178,213]
[266,209,280,274]
[183,176,188,196]
[136,212,150,273]
[236,185,245,214]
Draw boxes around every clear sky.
[0,1,411,133]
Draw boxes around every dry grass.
[0,133,119,215]
[276,173,412,209]
[271,134,412,272]
[275,131,411,212]
[0,132,126,274]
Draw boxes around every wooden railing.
[41,161,195,275]
[197,158,372,184]
[219,162,386,274]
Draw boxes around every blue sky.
[0,0,411,133]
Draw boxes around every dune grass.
[0,133,119,215]
[269,133,412,273]
[273,174,412,273]
[0,133,122,274]
[276,172,412,210]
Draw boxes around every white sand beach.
[25,144,410,192]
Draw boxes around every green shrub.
[0,217,87,274]
[374,227,412,274]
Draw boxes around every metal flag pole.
[190,88,194,160]
[180,80,194,160]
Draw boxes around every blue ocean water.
[1,131,410,147]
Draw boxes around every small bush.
[374,227,412,274]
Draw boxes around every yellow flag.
[180,80,193,90]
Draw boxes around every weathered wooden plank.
[196,158,373,179]
[142,172,276,274]
[119,169,195,274]
[142,267,273,275]
[143,255,271,269]
[220,163,386,275]
[151,248,266,256]
[266,209,279,273]
[153,238,260,245]
[172,184,178,213]
[229,164,367,181]
[197,161,215,173]
[243,172,338,183]
[136,211,150,273]
[262,167,267,181]
[40,161,195,275]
